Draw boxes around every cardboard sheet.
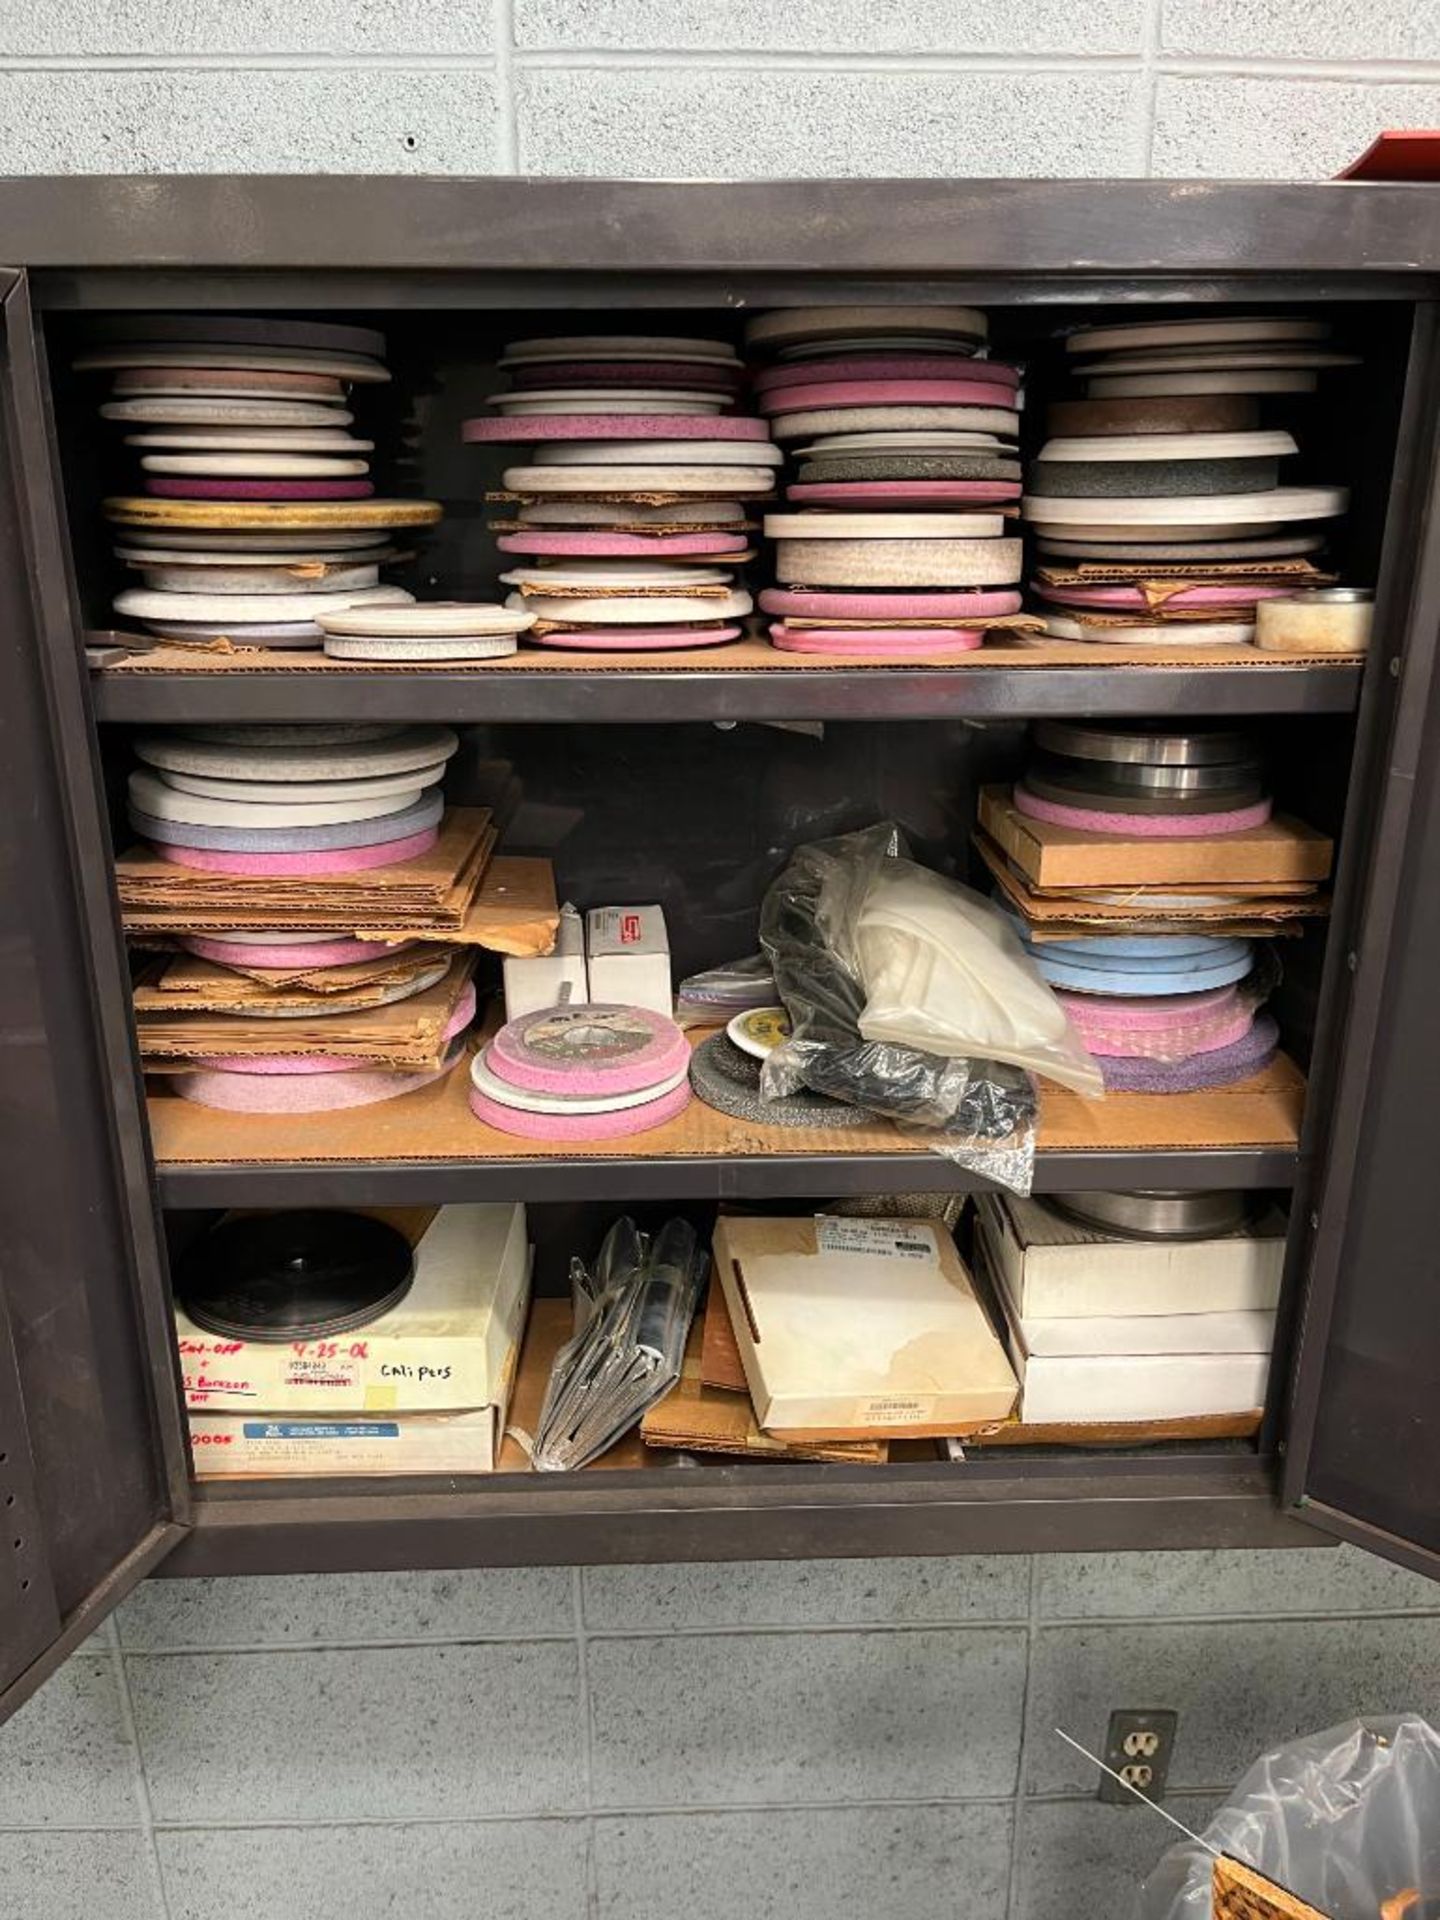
[146,1033,1307,1167]
[949,1408,1263,1450]
[136,944,455,1010]
[978,786,1334,890]
[699,1281,749,1393]
[97,634,1364,677]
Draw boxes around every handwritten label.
[815,1217,939,1263]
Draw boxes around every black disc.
[176,1209,414,1343]
[81,313,388,359]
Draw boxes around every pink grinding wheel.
[181,933,401,969]
[496,531,749,558]
[1069,1005,1257,1060]
[488,1003,690,1096]
[144,478,377,500]
[151,824,439,873]
[787,480,1021,506]
[508,361,743,390]
[769,624,984,655]
[461,413,770,443]
[525,624,742,651]
[194,982,478,1075]
[760,586,1022,618]
[469,1077,692,1140]
[1036,583,1294,611]
[759,380,1022,415]
[174,1045,461,1114]
[1013,785,1273,839]
[754,356,1020,391]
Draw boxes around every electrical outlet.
[1098,1709,1178,1804]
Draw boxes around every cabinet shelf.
[149,1052,1306,1206]
[90,654,1363,725]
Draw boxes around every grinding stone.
[104,497,443,531]
[140,453,370,478]
[145,478,376,501]
[78,345,390,383]
[501,335,740,363]
[787,481,1021,508]
[1034,532,1326,561]
[759,378,1019,414]
[1013,785,1272,837]
[770,405,1019,441]
[769,625,984,656]
[133,724,458,781]
[765,511,1005,540]
[500,465,775,496]
[115,585,414,625]
[1073,348,1358,375]
[689,1031,874,1128]
[470,1048,690,1116]
[182,933,399,969]
[84,313,388,358]
[745,305,987,351]
[1021,485,1348,527]
[1028,457,1279,498]
[1087,370,1318,397]
[754,355,1018,391]
[316,602,535,638]
[514,498,747,528]
[496,531,748,558]
[773,537,1023,590]
[489,1002,690,1096]
[775,334,985,359]
[797,453,1021,485]
[492,392,729,416]
[131,789,443,852]
[462,413,768,444]
[1047,395,1261,437]
[126,429,374,453]
[164,762,444,803]
[1037,614,1255,646]
[116,526,398,552]
[128,768,432,828]
[1097,1017,1279,1093]
[138,620,327,649]
[129,561,385,595]
[797,431,1011,455]
[1024,945,1255,996]
[530,440,783,468]
[154,823,439,875]
[521,624,741,651]
[468,1076,691,1141]
[1066,317,1328,355]
[114,372,345,404]
[103,399,355,427]
[1037,431,1296,464]
[174,1045,462,1115]
[506,360,742,389]
[760,586,1022,618]
[323,635,520,661]
[498,559,733,587]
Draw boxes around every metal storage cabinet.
[1,177,1438,1723]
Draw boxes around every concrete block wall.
[2,1547,1438,1919]
[0,0,1436,177]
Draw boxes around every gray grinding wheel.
[689,1032,874,1129]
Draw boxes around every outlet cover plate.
[1099,1708,1178,1804]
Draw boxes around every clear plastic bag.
[758,822,1057,1193]
[1137,1716,1440,1920]
[674,953,777,1028]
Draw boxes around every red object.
[1336,132,1440,181]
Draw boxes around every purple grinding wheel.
[1013,785,1273,839]
[1098,1015,1279,1091]
[150,824,439,874]
[488,1003,690,1096]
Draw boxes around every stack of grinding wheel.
[470,1004,693,1139]
[749,305,1027,659]
[1007,722,1280,1092]
[127,723,477,1114]
[465,334,775,651]
[86,317,445,649]
[1022,316,1357,648]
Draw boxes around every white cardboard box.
[585,903,672,1014]
[188,1400,512,1477]
[975,1192,1286,1319]
[714,1213,1018,1438]
[503,901,588,1022]
[178,1203,529,1415]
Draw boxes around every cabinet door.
[1283,306,1440,1580]
[0,270,189,1718]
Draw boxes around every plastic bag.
[758,822,1048,1193]
[1137,1716,1440,1920]
[854,859,1103,1095]
[674,953,777,1029]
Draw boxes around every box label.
[815,1218,939,1263]
[241,1422,401,1440]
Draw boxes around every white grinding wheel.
[772,537,1023,589]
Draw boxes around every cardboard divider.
[98,636,1363,677]
[146,1030,1306,1167]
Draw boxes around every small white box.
[503,902,588,1021]
[586,904,672,1014]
